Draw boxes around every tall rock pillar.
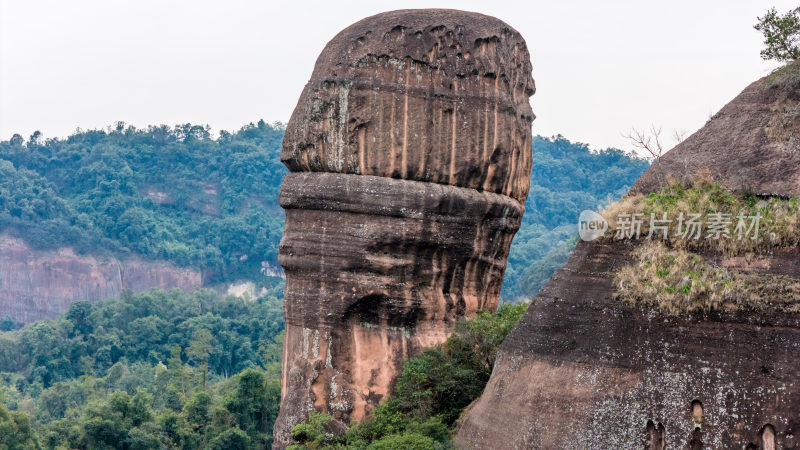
[273,9,534,446]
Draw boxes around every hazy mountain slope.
[0,120,286,284]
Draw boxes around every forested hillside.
[0,288,285,448]
[0,126,647,302]
[0,121,286,285]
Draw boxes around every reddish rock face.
[281,9,534,202]
[0,236,203,323]
[274,9,533,447]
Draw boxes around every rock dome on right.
[455,62,800,449]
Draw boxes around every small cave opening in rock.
[646,420,666,450]
[762,424,776,450]
[687,426,703,449]
[344,293,421,331]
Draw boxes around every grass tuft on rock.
[601,177,800,255]
[614,241,800,314]
[763,60,800,90]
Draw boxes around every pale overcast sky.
[0,0,794,152]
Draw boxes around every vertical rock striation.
[274,9,534,446]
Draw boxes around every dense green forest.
[0,126,647,301]
[0,121,286,284]
[0,287,284,448]
[0,289,525,449]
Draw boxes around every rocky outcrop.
[455,70,800,449]
[0,236,203,323]
[274,9,533,447]
[632,61,800,197]
[455,241,800,449]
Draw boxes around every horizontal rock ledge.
[279,172,523,330]
[279,171,523,221]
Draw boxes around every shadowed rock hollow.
[273,9,534,447]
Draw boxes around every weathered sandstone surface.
[0,236,202,323]
[455,241,800,449]
[280,9,534,202]
[274,9,533,447]
[456,72,800,449]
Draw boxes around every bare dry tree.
[672,129,688,144]
[622,125,666,160]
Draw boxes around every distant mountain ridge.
[0,120,287,323]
